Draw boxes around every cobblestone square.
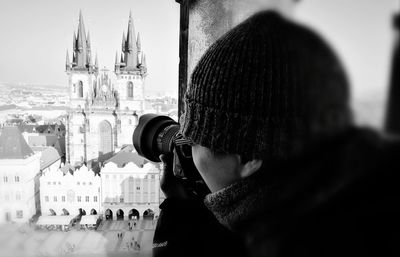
[0,219,156,257]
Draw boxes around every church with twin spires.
[65,11,147,167]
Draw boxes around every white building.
[65,12,146,166]
[101,148,160,220]
[40,164,101,217]
[0,127,41,223]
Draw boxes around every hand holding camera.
[133,114,210,199]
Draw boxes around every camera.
[132,114,209,197]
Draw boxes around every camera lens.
[132,114,179,162]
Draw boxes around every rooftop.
[0,126,34,159]
[106,146,147,168]
[40,146,61,170]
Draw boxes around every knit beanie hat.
[180,11,353,161]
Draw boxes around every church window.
[85,196,89,202]
[94,196,98,202]
[62,196,65,202]
[53,182,56,185]
[129,119,132,125]
[83,182,86,185]
[45,196,49,202]
[127,82,134,98]
[89,182,92,185]
[47,182,51,185]
[99,120,113,161]
[54,196,57,202]
[15,176,19,182]
[77,182,80,185]
[73,84,76,93]
[16,192,21,201]
[16,210,23,219]
[78,81,84,98]
[136,186,140,190]
[77,196,82,202]
[3,176,8,183]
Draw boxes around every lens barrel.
[132,114,179,162]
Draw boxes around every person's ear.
[239,159,263,178]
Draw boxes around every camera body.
[132,114,209,197]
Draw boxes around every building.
[65,11,147,166]
[0,127,41,223]
[39,163,101,217]
[101,147,160,220]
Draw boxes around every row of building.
[0,126,162,223]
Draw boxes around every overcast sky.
[0,0,398,112]
[0,0,180,93]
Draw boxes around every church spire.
[121,11,138,70]
[136,32,141,51]
[115,11,146,75]
[122,32,126,51]
[75,10,89,69]
[95,53,98,68]
[66,50,71,70]
[73,31,77,51]
[142,53,147,68]
[127,10,137,51]
[87,31,91,49]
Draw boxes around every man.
[153,11,400,257]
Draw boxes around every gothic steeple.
[118,11,140,72]
[66,50,71,71]
[95,53,98,68]
[136,32,141,51]
[69,11,95,72]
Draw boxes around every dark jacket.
[154,128,400,257]
[152,198,245,257]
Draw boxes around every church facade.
[65,11,147,166]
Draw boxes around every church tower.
[66,11,99,166]
[115,11,147,112]
[65,11,144,168]
[114,11,147,150]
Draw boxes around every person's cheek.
[191,146,209,178]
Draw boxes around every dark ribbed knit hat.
[180,11,352,161]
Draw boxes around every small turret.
[120,53,124,64]
[142,53,147,68]
[122,32,126,51]
[66,50,71,71]
[95,53,98,70]
[137,32,141,51]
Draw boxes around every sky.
[0,0,180,93]
[295,0,397,127]
[0,0,398,126]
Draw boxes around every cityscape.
[0,0,396,256]
[0,5,178,257]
